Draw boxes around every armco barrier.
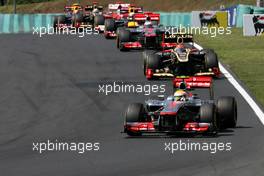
[159,12,191,27]
[236,5,253,27]
[0,5,264,33]
[0,13,59,33]
[236,4,264,27]
[0,12,191,34]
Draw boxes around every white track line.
[193,42,264,125]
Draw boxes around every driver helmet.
[174,44,186,53]
[173,90,187,101]
[73,7,79,13]
[144,17,153,27]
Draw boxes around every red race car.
[116,13,162,51]
[103,3,132,38]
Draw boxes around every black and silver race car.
[143,39,220,80]
[123,83,237,137]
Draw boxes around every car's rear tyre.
[53,15,66,31]
[94,15,104,26]
[104,19,115,31]
[72,13,83,27]
[145,53,161,80]
[119,29,131,42]
[142,50,155,75]
[205,50,219,70]
[216,96,237,129]
[146,53,161,70]
[117,29,131,51]
[125,103,146,136]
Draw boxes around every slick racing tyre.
[116,27,124,46]
[204,49,219,70]
[72,13,84,28]
[145,53,161,80]
[125,103,146,136]
[117,29,131,51]
[104,19,115,31]
[94,15,105,26]
[216,96,237,129]
[119,29,131,42]
[146,53,161,70]
[142,50,155,75]
[53,15,66,31]
[200,103,217,133]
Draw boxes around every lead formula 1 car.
[123,82,237,136]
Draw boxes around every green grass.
[195,28,264,106]
[0,0,256,13]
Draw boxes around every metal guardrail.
[0,13,59,33]
[1,6,263,34]
[0,13,191,33]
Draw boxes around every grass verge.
[195,28,264,106]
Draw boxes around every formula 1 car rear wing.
[108,3,130,10]
[134,13,160,23]
[85,5,103,11]
[160,32,193,49]
[164,32,193,43]
[173,76,214,99]
[64,6,75,12]
[173,76,212,88]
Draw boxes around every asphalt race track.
[0,34,263,176]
